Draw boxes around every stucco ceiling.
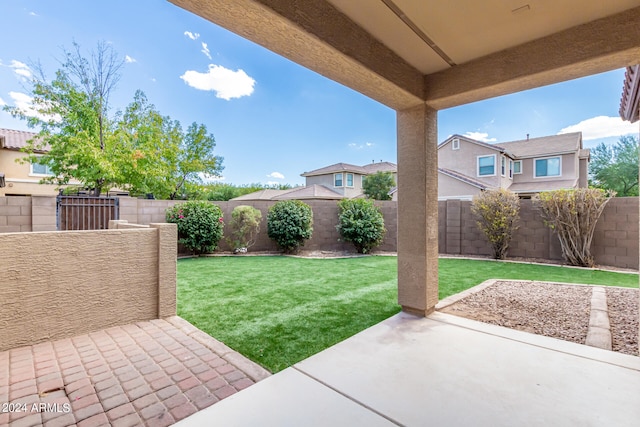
[170,0,640,110]
[326,0,640,74]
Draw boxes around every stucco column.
[397,104,439,316]
[151,223,178,318]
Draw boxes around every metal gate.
[56,195,120,231]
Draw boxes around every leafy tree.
[5,41,124,195]
[117,92,223,199]
[336,198,386,253]
[534,188,613,267]
[267,200,313,252]
[589,135,639,196]
[363,171,395,200]
[471,189,520,260]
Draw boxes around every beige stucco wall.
[438,172,482,199]
[0,223,177,351]
[0,149,62,196]
[438,139,502,188]
[305,173,365,197]
[512,153,577,184]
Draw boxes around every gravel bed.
[439,281,591,344]
[606,287,639,355]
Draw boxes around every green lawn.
[177,256,638,373]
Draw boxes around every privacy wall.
[0,196,637,269]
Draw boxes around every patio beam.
[169,0,425,110]
[424,7,640,110]
[397,104,439,315]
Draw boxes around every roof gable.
[301,162,368,177]
[0,128,46,151]
[438,167,488,190]
[493,132,582,158]
[438,134,506,154]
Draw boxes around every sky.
[0,1,638,187]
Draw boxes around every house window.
[346,173,354,187]
[477,155,496,176]
[334,173,343,187]
[452,138,460,150]
[501,157,506,176]
[513,160,522,174]
[534,157,561,177]
[30,158,54,176]
[509,160,513,178]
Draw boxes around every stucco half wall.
[0,223,177,351]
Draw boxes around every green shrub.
[336,198,386,253]
[471,189,520,260]
[226,205,262,253]
[362,171,395,200]
[534,188,613,267]
[267,200,313,253]
[166,200,224,255]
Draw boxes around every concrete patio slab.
[178,312,640,427]
[175,368,396,427]
[0,317,269,426]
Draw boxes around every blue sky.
[0,1,637,186]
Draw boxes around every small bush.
[534,188,613,267]
[166,200,224,255]
[336,199,386,253]
[471,189,520,260]
[363,171,395,200]
[226,205,262,253]
[267,200,313,253]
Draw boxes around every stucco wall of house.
[0,149,61,196]
[0,223,177,351]
[438,140,501,187]
[579,157,589,187]
[512,152,577,185]
[437,172,481,199]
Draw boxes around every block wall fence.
[0,195,637,269]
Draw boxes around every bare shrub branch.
[471,189,520,259]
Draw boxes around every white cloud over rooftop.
[267,172,284,179]
[558,116,638,140]
[463,131,496,143]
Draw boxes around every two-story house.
[438,132,589,200]
[300,161,397,198]
[0,128,62,196]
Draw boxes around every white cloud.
[463,131,496,143]
[180,65,256,100]
[29,11,38,16]
[558,116,638,140]
[6,60,32,79]
[348,141,375,150]
[125,55,136,63]
[9,91,60,122]
[201,42,212,60]
[184,31,200,40]
[266,181,280,186]
[198,172,224,183]
[0,97,5,106]
[267,171,284,180]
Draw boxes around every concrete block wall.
[0,196,32,232]
[591,197,639,269]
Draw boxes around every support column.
[397,104,439,316]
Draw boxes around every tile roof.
[231,189,297,201]
[362,161,397,173]
[231,185,345,201]
[0,128,47,151]
[438,168,488,190]
[301,162,368,177]
[493,132,582,158]
[439,134,508,154]
[273,184,344,200]
[620,65,640,123]
[508,179,578,193]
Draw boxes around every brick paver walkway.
[0,317,270,426]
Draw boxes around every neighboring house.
[0,128,63,197]
[233,161,398,201]
[300,161,397,198]
[438,132,590,200]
